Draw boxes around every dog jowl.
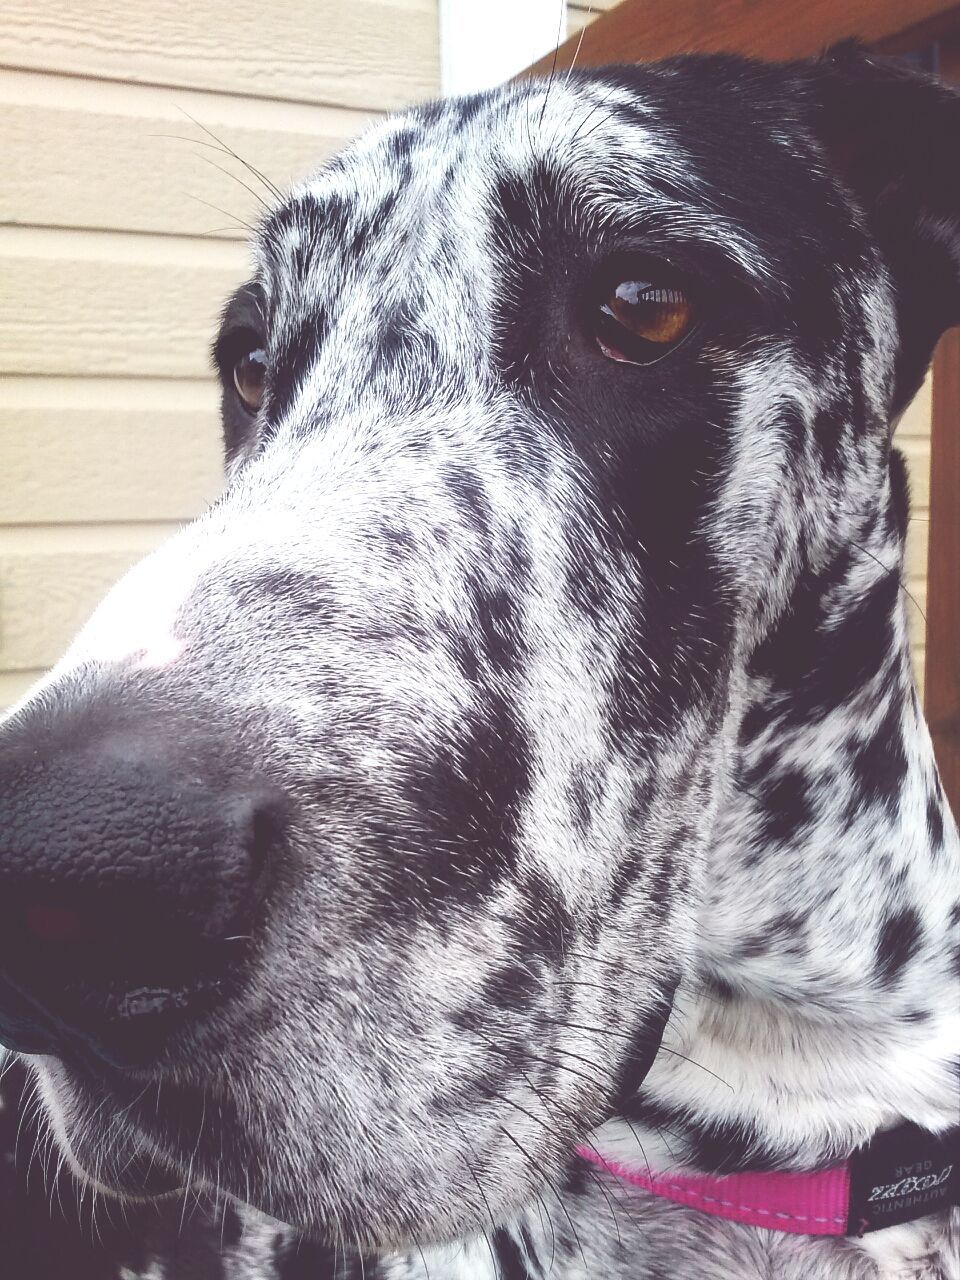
[0,43,958,1272]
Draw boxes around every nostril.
[22,903,89,943]
[0,753,286,1064]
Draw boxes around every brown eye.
[233,347,267,413]
[596,280,693,364]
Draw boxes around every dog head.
[0,45,957,1248]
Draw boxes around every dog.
[0,40,957,1280]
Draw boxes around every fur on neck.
[591,461,958,1179]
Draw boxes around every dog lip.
[36,1058,187,1201]
[0,969,226,1069]
[84,1150,185,1201]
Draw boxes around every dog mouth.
[33,1056,196,1202]
[35,1049,563,1249]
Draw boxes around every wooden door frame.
[529,0,960,71]
[523,0,960,818]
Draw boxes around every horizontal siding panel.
[0,68,376,239]
[913,648,925,702]
[0,524,177,671]
[0,0,438,111]
[0,227,247,377]
[897,435,931,512]
[0,668,47,712]
[568,1,618,33]
[904,515,928,586]
[896,373,932,439]
[0,377,224,523]
[905,576,927,653]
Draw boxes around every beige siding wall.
[568,0,619,36]
[897,378,932,693]
[1,1,439,709]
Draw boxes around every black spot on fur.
[229,568,336,621]
[903,1007,931,1023]
[644,859,676,921]
[377,520,417,564]
[568,764,603,836]
[622,1095,785,1172]
[446,467,493,542]
[271,310,330,418]
[738,932,773,959]
[611,983,678,1108]
[280,1239,365,1279]
[446,624,481,682]
[509,873,573,964]
[686,1117,785,1174]
[481,962,540,1014]
[606,845,649,913]
[751,554,901,725]
[451,90,489,130]
[926,787,945,849]
[755,768,813,846]
[404,690,530,908]
[812,406,849,477]
[844,701,909,825]
[564,547,610,620]
[703,973,737,1002]
[874,905,922,986]
[472,581,524,674]
[491,1227,534,1279]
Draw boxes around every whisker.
[499,1124,587,1269]
[537,3,568,132]
[181,191,257,235]
[849,538,927,621]
[536,1014,735,1090]
[174,108,285,201]
[198,154,271,213]
[563,2,595,84]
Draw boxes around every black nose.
[0,736,278,1067]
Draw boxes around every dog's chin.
[32,1056,185,1202]
[69,1150,185,1203]
[31,1056,513,1250]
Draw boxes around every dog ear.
[809,41,960,412]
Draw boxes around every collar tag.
[847,1122,958,1235]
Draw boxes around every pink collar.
[576,1122,958,1237]
[577,1146,851,1235]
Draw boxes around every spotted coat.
[1,42,958,1280]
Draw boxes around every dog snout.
[0,719,281,1067]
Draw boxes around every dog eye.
[233,347,268,413]
[595,279,693,364]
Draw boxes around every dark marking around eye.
[270,311,329,418]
